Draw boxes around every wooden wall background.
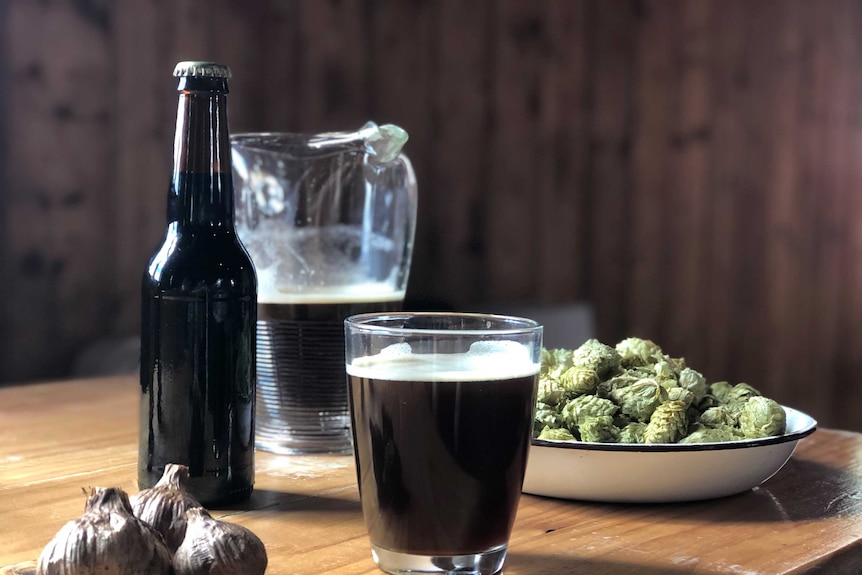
[3,0,862,431]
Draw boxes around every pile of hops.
[535,338,786,444]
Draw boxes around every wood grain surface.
[2,376,862,574]
[3,0,862,436]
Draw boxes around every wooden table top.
[1,376,861,574]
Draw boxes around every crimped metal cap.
[173,61,232,79]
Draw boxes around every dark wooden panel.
[699,0,747,386]
[208,0,269,133]
[423,0,493,307]
[0,0,9,365]
[586,0,637,341]
[3,0,116,382]
[733,0,788,398]
[768,0,824,412]
[485,0,548,302]
[663,0,711,361]
[259,1,302,132]
[296,0,369,132]
[368,0,439,307]
[833,0,862,429]
[629,0,675,345]
[760,0,806,410]
[539,0,590,305]
[808,0,862,427]
[172,0,210,59]
[3,0,862,435]
[114,0,175,334]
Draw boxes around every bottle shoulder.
[145,226,257,294]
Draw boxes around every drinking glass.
[345,312,542,575]
[232,123,417,454]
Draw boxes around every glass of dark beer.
[232,124,417,454]
[345,312,542,575]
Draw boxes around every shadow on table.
[220,455,861,523]
[215,488,362,516]
[557,457,862,524]
[503,552,694,574]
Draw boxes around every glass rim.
[230,132,411,162]
[230,132,356,159]
[231,131,322,142]
[344,311,543,337]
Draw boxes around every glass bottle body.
[139,71,257,505]
[140,173,257,505]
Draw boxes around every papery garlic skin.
[173,507,267,575]
[0,560,38,575]
[36,487,173,575]
[131,463,201,552]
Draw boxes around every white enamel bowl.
[522,405,817,503]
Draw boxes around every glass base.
[371,543,507,575]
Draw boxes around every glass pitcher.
[231,122,418,454]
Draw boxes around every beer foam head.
[257,282,404,305]
[347,340,539,382]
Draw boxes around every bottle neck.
[168,88,235,228]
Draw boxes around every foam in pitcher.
[258,282,404,305]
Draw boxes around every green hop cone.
[572,339,621,379]
[739,396,786,439]
[644,400,688,444]
[700,406,732,428]
[615,337,664,368]
[537,425,576,441]
[667,386,695,409]
[653,361,677,381]
[725,383,763,420]
[680,425,744,444]
[596,372,639,399]
[579,416,620,443]
[610,378,668,422]
[619,422,648,443]
[536,374,567,406]
[709,381,733,403]
[678,367,707,404]
[727,382,761,404]
[558,366,601,394]
[541,348,574,374]
[561,394,618,429]
[533,404,564,436]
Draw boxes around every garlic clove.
[36,487,173,575]
[131,463,201,553]
[173,507,267,575]
[0,561,37,575]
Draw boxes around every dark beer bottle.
[139,61,257,505]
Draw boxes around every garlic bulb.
[131,463,201,552]
[1,561,37,575]
[173,508,267,575]
[36,487,172,575]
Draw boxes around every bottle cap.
[173,61,232,79]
